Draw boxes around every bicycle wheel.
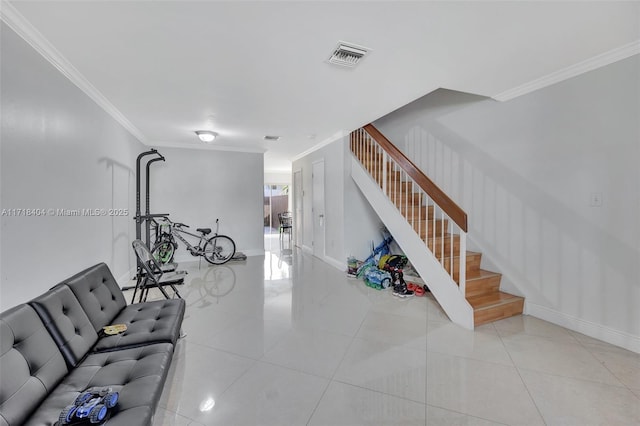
[203,235,235,265]
[151,240,176,264]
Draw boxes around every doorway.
[293,170,303,248]
[263,184,289,235]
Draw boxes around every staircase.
[351,124,523,327]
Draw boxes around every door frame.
[312,159,325,259]
[293,169,303,248]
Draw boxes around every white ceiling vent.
[264,135,281,141]
[327,42,370,68]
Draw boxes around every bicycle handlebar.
[152,216,190,229]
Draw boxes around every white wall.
[149,147,264,260]
[343,142,386,261]
[374,56,640,348]
[293,138,344,266]
[293,136,382,268]
[0,23,144,309]
[264,171,291,185]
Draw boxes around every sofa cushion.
[24,343,174,426]
[30,285,98,368]
[93,299,185,352]
[62,263,126,331]
[0,305,68,426]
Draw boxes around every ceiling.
[3,1,639,172]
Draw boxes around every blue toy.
[58,387,119,425]
[356,232,393,278]
[363,267,391,290]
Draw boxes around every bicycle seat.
[197,228,212,235]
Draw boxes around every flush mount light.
[199,397,215,412]
[195,130,217,143]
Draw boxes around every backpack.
[379,254,407,270]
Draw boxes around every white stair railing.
[350,125,468,295]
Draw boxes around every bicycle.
[151,217,236,265]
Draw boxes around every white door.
[293,170,303,248]
[312,160,325,258]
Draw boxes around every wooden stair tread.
[439,252,482,275]
[466,269,501,281]
[440,251,481,260]
[464,269,501,298]
[469,291,525,326]
[467,291,524,310]
[423,232,459,242]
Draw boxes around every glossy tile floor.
[126,236,640,425]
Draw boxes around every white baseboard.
[116,266,137,288]
[297,246,345,272]
[526,302,640,354]
[324,255,346,272]
[238,248,265,257]
[172,249,264,264]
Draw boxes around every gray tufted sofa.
[0,263,185,426]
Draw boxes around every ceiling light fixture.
[195,130,217,143]
[264,135,281,141]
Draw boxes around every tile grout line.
[331,378,426,405]
[174,326,262,421]
[497,326,632,389]
[424,402,511,426]
[569,331,637,393]
[187,336,263,363]
[515,365,634,390]
[303,289,432,423]
[495,327,548,425]
[305,293,375,425]
[424,321,512,426]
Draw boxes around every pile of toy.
[347,232,428,298]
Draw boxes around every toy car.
[58,387,119,425]
[364,268,391,290]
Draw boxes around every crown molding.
[149,141,266,154]
[494,40,640,102]
[0,1,147,142]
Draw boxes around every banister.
[362,123,468,232]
